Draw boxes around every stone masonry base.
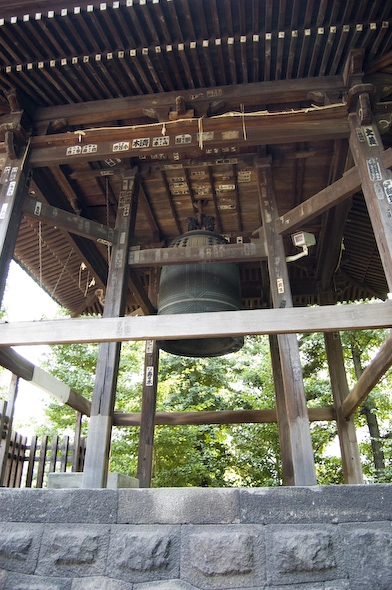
[0,485,391,589]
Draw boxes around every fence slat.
[25,435,37,488]
[60,436,69,473]
[14,435,27,488]
[3,430,16,487]
[36,436,48,488]
[3,431,86,488]
[48,435,59,473]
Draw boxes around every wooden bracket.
[346,83,376,124]
[168,96,194,120]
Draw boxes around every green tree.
[39,328,392,487]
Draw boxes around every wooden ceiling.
[1,0,392,316]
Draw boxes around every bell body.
[157,230,244,357]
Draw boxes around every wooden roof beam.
[32,76,347,128]
[28,104,350,167]
[23,197,118,245]
[128,239,267,268]
[0,301,390,347]
[277,147,392,235]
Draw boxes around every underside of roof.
[0,0,391,316]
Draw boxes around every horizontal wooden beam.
[277,148,392,234]
[113,406,335,427]
[26,105,349,167]
[0,347,91,416]
[34,77,347,127]
[341,331,392,419]
[0,302,390,347]
[23,197,118,245]
[129,239,267,267]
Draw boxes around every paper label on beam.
[82,144,98,154]
[222,130,239,140]
[113,141,130,152]
[146,340,154,353]
[10,167,18,182]
[6,182,16,196]
[66,145,82,155]
[175,134,192,144]
[364,126,378,147]
[197,132,214,141]
[152,136,170,147]
[145,366,154,386]
[132,138,150,149]
[374,183,385,200]
[384,179,392,203]
[0,203,8,219]
[367,158,382,181]
[277,278,285,294]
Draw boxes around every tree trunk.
[351,344,385,475]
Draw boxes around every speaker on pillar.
[157,228,244,357]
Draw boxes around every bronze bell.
[157,229,244,357]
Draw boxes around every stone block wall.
[0,485,391,589]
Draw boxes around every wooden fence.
[0,400,85,488]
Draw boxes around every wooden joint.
[346,84,376,124]
[169,96,194,120]
[4,130,23,160]
[342,48,365,88]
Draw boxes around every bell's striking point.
[157,229,244,357]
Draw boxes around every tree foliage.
[39,325,392,487]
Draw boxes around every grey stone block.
[134,582,198,589]
[240,484,392,524]
[107,524,180,583]
[4,573,72,589]
[268,585,324,589]
[0,569,8,590]
[71,576,133,589]
[118,488,240,524]
[0,524,43,575]
[48,472,139,489]
[35,524,110,578]
[181,524,265,589]
[266,524,345,586]
[324,581,351,589]
[0,489,118,524]
[340,521,392,590]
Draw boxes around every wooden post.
[137,339,159,487]
[137,268,160,487]
[82,169,139,488]
[0,145,31,307]
[347,89,392,291]
[256,160,317,486]
[269,335,295,485]
[324,331,363,483]
[72,412,83,472]
[0,374,19,486]
[318,289,363,483]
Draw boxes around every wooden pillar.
[323,331,363,483]
[269,335,295,485]
[318,289,363,484]
[0,144,31,307]
[72,412,83,473]
[256,160,317,486]
[137,268,160,487]
[137,340,159,487]
[82,170,139,488]
[347,88,392,291]
[0,374,19,486]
